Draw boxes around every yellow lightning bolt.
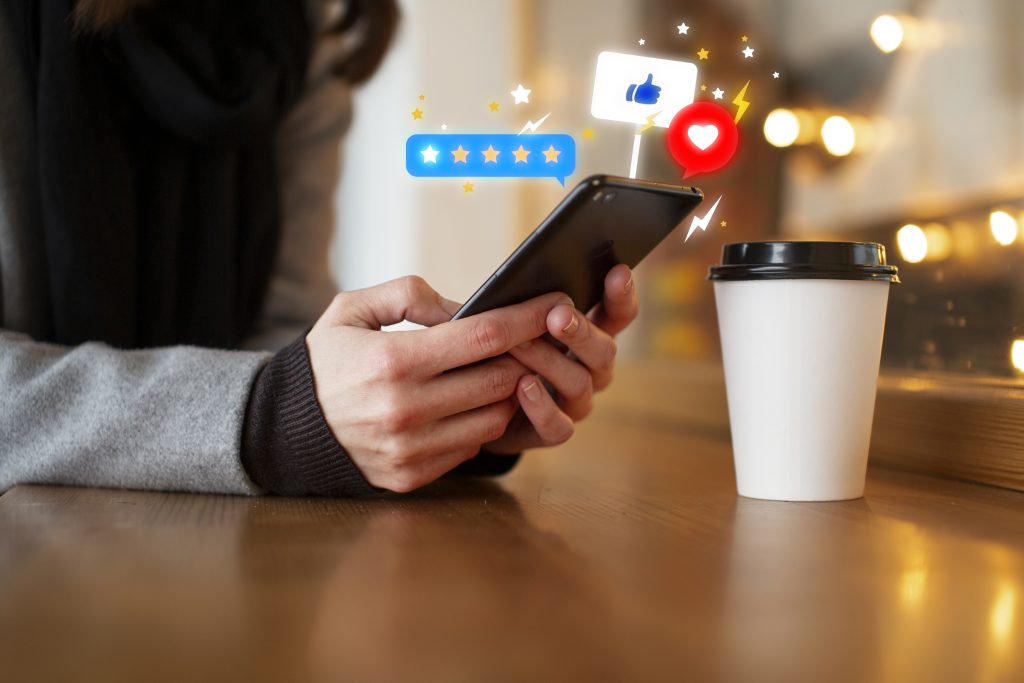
[732,81,750,124]
[639,111,662,133]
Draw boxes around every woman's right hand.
[305,276,569,493]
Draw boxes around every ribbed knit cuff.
[241,333,376,497]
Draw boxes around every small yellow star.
[418,94,426,101]
[512,145,530,163]
[451,145,469,163]
[411,108,423,120]
[720,220,728,228]
[700,84,707,92]
[463,181,475,193]
[697,47,709,60]
[482,145,500,163]
[488,101,500,112]
[582,128,594,140]
[542,145,561,163]
[740,35,748,42]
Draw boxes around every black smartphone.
[452,175,704,320]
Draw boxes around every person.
[0,0,638,496]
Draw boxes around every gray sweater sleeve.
[0,331,269,494]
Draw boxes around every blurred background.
[334,0,1024,380]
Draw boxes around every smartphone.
[452,175,704,320]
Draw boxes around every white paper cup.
[709,242,899,501]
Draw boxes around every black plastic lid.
[707,241,900,283]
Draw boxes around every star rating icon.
[451,145,469,163]
[510,84,531,104]
[482,145,500,163]
[512,145,530,163]
[542,145,561,163]
[742,46,755,59]
[677,21,689,35]
[712,87,725,100]
[697,47,710,60]
[420,145,439,163]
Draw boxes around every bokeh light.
[821,115,856,156]
[763,108,800,148]
[923,223,952,260]
[1012,340,1024,374]
[871,14,905,53]
[897,224,928,263]
[989,210,1019,246]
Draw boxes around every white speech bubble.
[590,51,698,129]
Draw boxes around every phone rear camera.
[602,191,617,204]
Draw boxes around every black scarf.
[24,0,310,348]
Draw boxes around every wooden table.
[2,415,1023,682]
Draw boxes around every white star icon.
[712,87,725,100]
[677,21,689,35]
[742,46,755,59]
[510,83,531,105]
[420,145,439,164]
[772,71,780,79]
[638,38,645,46]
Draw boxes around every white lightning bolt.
[518,112,551,135]
[684,195,722,243]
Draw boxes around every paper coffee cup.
[708,242,899,501]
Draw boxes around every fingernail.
[516,339,534,350]
[522,378,541,401]
[556,296,574,307]
[561,311,579,334]
[624,274,634,293]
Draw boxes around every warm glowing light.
[897,224,928,263]
[989,583,1017,647]
[821,115,856,156]
[871,15,905,53]
[899,567,927,606]
[923,223,952,260]
[763,109,800,148]
[1012,340,1024,373]
[989,210,1019,246]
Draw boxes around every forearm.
[0,330,267,494]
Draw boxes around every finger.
[516,374,575,447]
[544,305,616,392]
[401,398,518,461]
[412,355,530,423]
[328,275,462,330]
[508,339,594,419]
[371,447,481,494]
[395,291,572,376]
[587,264,638,337]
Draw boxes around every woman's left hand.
[482,263,639,454]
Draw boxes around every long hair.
[73,0,399,84]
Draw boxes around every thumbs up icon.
[625,73,661,105]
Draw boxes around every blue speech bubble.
[406,133,576,186]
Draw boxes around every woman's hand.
[482,264,639,454]
[305,276,570,493]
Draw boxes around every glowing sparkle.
[411,108,423,120]
[742,46,755,59]
[697,47,710,60]
[712,87,725,100]
[462,181,475,193]
[677,22,689,35]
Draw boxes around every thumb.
[643,73,654,85]
[327,276,461,330]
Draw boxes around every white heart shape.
[687,124,719,150]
